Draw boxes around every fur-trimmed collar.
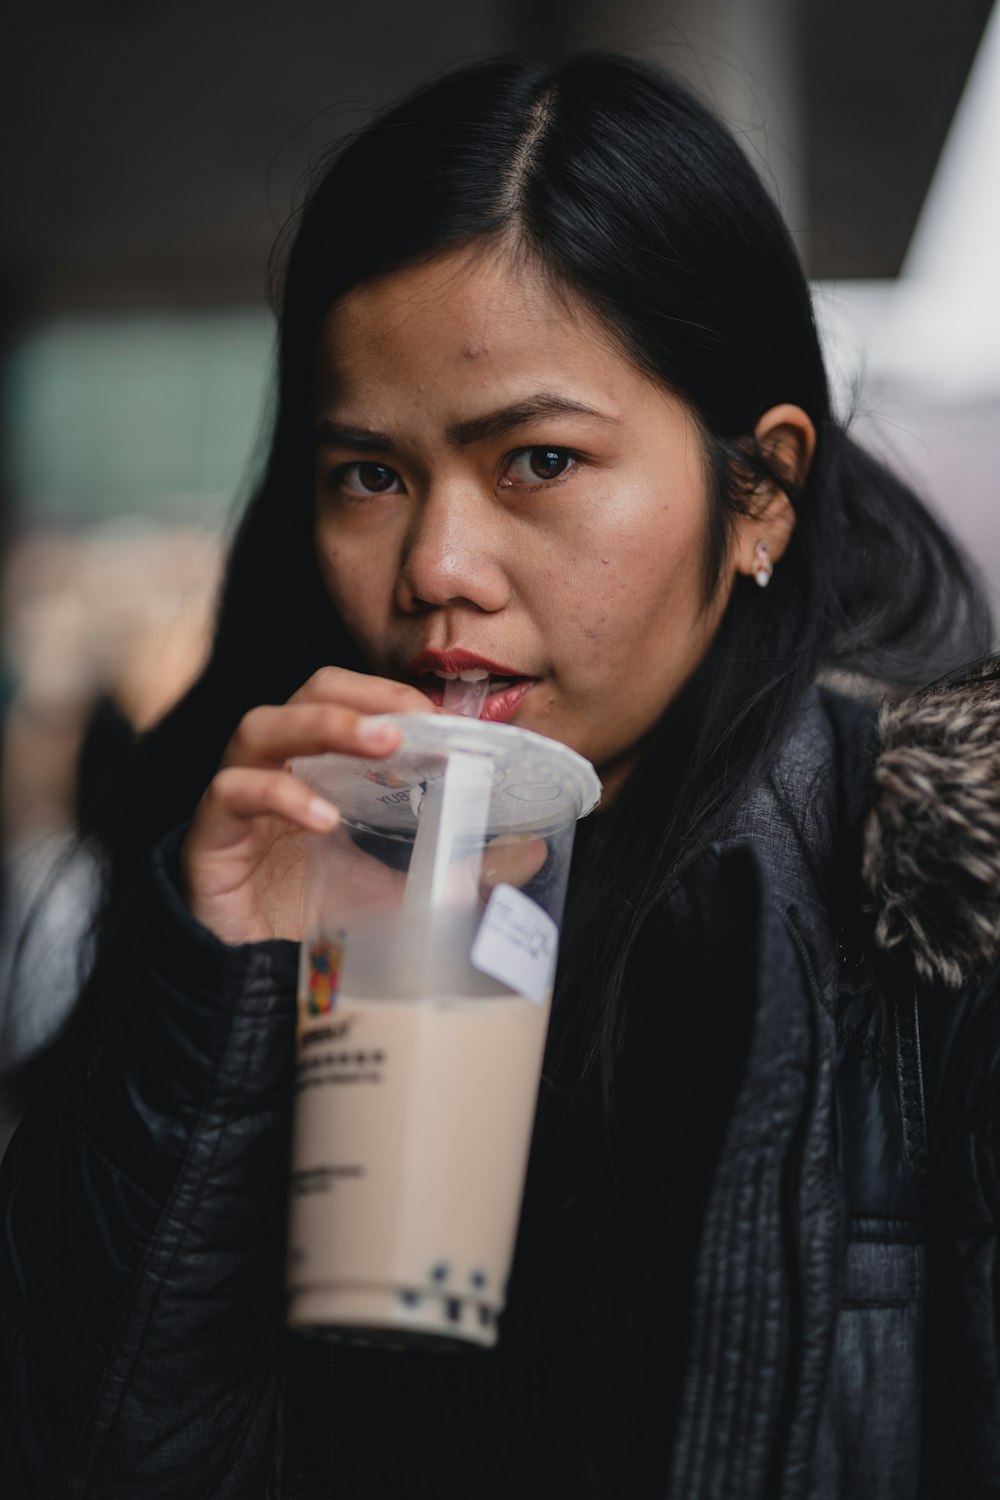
[864,657,1000,989]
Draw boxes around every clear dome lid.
[292,712,602,836]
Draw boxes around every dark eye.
[504,448,576,486]
[334,461,403,496]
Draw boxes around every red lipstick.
[406,649,538,724]
[408,649,523,678]
[479,679,536,723]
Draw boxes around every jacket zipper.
[779,909,819,1281]
[767,907,839,1500]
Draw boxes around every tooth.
[457,668,490,682]
[436,671,459,680]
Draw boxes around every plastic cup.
[285,712,600,1349]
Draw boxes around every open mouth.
[416,669,537,722]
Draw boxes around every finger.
[222,702,403,770]
[200,764,342,843]
[290,666,432,717]
[480,836,549,895]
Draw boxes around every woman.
[2,52,998,1499]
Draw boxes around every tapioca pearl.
[399,1289,421,1307]
[446,1298,463,1323]
[478,1306,493,1329]
[469,1270,487,1289]
[430,1262,449,1283]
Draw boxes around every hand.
[180,668,427,945]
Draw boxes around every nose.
[394,480,512,615]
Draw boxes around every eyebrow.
[314,393,618,452]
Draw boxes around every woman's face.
[313,246,735,796]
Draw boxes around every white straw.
[398,750,494,995]
[393,676,492,994]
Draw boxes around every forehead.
[316,246,630,397]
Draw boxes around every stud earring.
[752,539,773,589]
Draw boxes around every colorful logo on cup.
[307,934,344,1014]
[364,767,410,790]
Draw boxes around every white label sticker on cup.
[470,884,558,1007]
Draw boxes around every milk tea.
[286,714,600,1348]
[287,989,550,1346]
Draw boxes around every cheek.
[546,543,717,764]
[541,509,697,663]
[314,527,387,642]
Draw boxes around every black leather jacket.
[2,687,999,1497]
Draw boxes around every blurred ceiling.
[0,0,994,317]
[802,0,995,276]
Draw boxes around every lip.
[479,678,536,723]
[405,649,539,724]
[407,648,524,678]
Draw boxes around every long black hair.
[8,54,992,1172]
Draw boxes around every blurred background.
[1,0,998,883]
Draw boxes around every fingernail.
[308,797,340,830]
[357,718,398,749]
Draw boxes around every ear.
[731,403,815,579]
